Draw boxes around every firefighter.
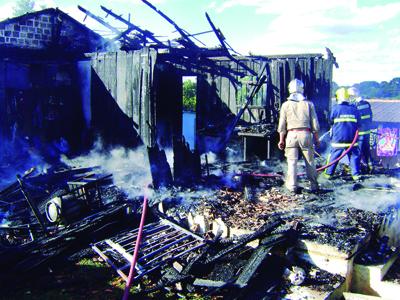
[324,87,361,180]
[348,87,374,173]
[278,79,320,194]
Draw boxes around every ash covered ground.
[2,142,400,299]
[153,157,400,254]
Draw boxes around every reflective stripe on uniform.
[331,142,358,148]
[357,104,370,110]
[361,114,371,120]
[358,130,371,135]
[333,118,357,123]
[324,153,332,176]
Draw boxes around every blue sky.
[0,0,399,86]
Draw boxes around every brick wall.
[0,14,53,49]
[0,10,104,53]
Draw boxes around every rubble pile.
[1,160,399,298]
[384,255,400,285]
[279,263,345,298]
[0,166,133,286]
[237,124,276,136]
[192,187,300,230]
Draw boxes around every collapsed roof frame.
[78,2,261,83]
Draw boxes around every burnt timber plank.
[131,51,138,121]
[142,49,151,146]
[98,53,106,85]
[220,73,230,114]
[116,51,128,115]
[109,52,118,101]
[229,61,237,115]
[131,51,140,130]
[235,234,287,288]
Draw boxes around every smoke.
[201,152,218,165]
[77,60,91,129]
[225,146,242,162]
[332,176,400,213]
[61,140,152,199]
[0,136,50,190]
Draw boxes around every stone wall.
[0,14,53,49]
[0,9,104,53]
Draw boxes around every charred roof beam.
[100,5,167,48]
[205,12,257,77]
[165,57,241,85]
[78,5,141,49]
[141,0,199,49]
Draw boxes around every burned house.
[2,4,400,300]
[0,7,336,163]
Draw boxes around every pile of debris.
[1,160,399,298]
[189,187,301,231]
[0,166,134,285]
[237,124,276,136]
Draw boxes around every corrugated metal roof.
[368,99,400,124]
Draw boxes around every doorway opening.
[182,76,197,150]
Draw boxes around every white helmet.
[347,87,359,98]
[348,86,362,102]
[288,79,304,94]
[288,79,305,101]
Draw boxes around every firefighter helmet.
[288,79,305,101]
[288,79,304,94]
[347,87,359,98]
[335,87,349,103]
[348,87,362,102]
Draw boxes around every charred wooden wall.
[89,48,157,147]
[90,49,189,149]
[198,54,334,132]
[89,50,334,152]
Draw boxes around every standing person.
[348,87,374,173]
[278,79,320,194]
[324,88,361,180]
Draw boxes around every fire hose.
[243,130,359,178]
[314,130,359,173]
[123,195,148,300]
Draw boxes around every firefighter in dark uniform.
[348,87,374,173]
[324,87,361,180]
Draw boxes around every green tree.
[12,0,35,17]
[351,78,400,99]
[183,80,196,111]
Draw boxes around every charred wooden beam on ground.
[16,174,48,234]
[204,218,283,265]
[234,233,288,288]
[0,198,129,287]
[0,167,123,257]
